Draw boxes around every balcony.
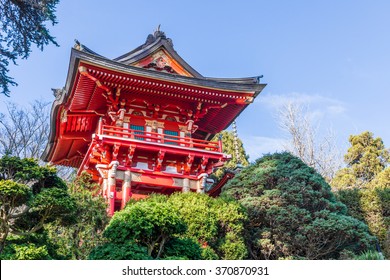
[96,124,223,155]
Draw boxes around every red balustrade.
[99,124,222,152]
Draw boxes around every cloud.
[258,92,347,115]
[256,92,348,124]
[326,104,346,115]
[242,135,287,161]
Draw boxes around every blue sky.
[1,0,389,161]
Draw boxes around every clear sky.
[1,0,389,161]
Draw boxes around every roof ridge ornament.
[154,24,166,38]
[143,25,173,47]
[74,39,83,51]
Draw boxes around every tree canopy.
[331,131,390,258]
[222,152,375,259]
[0,0,59,96]
[0,155,75,255]
[332,131,389,189]
[211,130,249,179]
[46,172,109,260]
[89,192,247,260]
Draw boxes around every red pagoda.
[42,29,266,215]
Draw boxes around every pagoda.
[42,28,266,215]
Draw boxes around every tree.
[222,152,375,259]
[0,101,50,158]
[0,100,75,180]
[211,130,250,179]
[277,102,342,181]
[331,131,390,257]
[0,155,75,254]
[89,241,151,260]
[167,192,248,260]
[90,193,248,260]
[98,195,186,259]
[46,172,109,259]
[0,0,59,96]
[332,131,390,189]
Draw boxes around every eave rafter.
[81,65,256,106]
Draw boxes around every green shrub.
[223,152,376,259]
[89,241,151,260]
[354,250,384,260]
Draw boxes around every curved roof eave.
[71,48,266,92]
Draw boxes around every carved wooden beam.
[125,145,136,166]
[155,150,166,171]
[184,154,194,174]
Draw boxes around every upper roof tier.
[113,28,202,78]
[41,29,266,166]
[75,27,263,83]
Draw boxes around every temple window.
[130,124,144,140]
[164,129,179,145]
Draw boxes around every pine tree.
[0,0,59,96]
[211,130,249,179]
[332,131,389,189]
[332,131,390,258]
[222,152,375,259]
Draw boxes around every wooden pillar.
[96,164,108,199]
[218,134,223,153]
[102,178,108,198]
[108,161,119,216]
[197,173,208,193]
[121,169,132,209]
[182,178,190,193]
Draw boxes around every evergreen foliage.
[0,0,59,96]
[212,130,249,179]
[222,152,375,259]
[89,241,151,260]
[332,131,389,189]
[90,193,247,260]
[162,237,203,260]
[354,250,385,260]
[0,155,75,255]
[46,172,109,259]
[101,195,186,259]
[331,131,390,258]
[337,187,390,258]
[167,192,247,260]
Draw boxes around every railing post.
[98,117,103,135]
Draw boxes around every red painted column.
[218,135,223,153]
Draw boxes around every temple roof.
[113,27,202,78]
[42,29,266,166]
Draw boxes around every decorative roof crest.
[144,25,173,47]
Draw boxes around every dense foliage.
[211,130,249,179]
[0,156,107,259]
[0,155,75,257]
[332,131,389,189]
[0,0,59,96]
[46,172,109,259]
[332,131,390,258]
[90,192,247,260]
[222,152,375,259]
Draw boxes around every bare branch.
[277,101,342,181]
[0,100,50,159]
